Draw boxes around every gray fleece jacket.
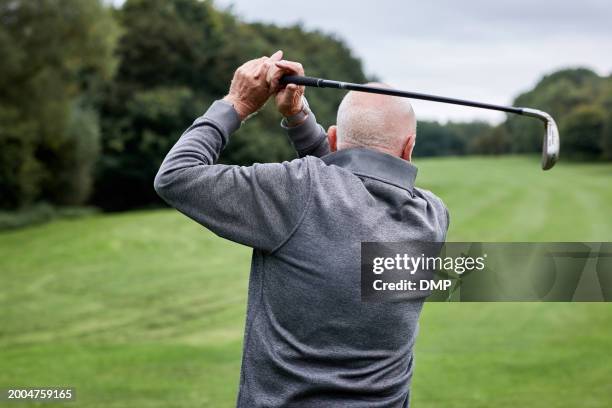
[154,100,449,408]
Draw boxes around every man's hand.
[223,50,283,120]
[268,60,306,117]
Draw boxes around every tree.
[468,126,511,155]
[96,0,368,210]
[412,121,494,157]
[96,0,226,210]
[601,76,612,160]
[504,68,605,155]
[0,0,118,209]
[561,105,605,159]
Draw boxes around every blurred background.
[1,0,611,407]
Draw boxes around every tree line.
[416,68,612,159]
[1,0,610,213]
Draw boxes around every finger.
[274,60,304,76]
[270,61,304,90]
[254,60,272,80]
[242,56,268,80]
[266,52,283,86]
[270,50,283,62]
[269,61,298,88]
[278,84,300,106]
[285,83,298,94]
[285,84,300,100]
[278,83,297,96]
[267,64,282,87]
[268,65,292,91]
[274,61,297,72]
[276,86,293,107]
[292,85,304,107]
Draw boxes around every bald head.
[335,83,416,157]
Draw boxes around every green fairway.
[1,156,611,407]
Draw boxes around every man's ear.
[401,134,415,161]
[328,125,338,152]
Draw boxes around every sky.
[112,0,612,123]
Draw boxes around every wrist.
[281,101,304,117]
[283,96,310,127]
[223,95,250,120]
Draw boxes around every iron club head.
[521,108,560,170]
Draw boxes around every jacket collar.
[321,147,418,194]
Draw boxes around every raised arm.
[270,60,330,158]
[281,100,330,158]
[154,52,312,252]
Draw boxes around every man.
[154,51,449,407]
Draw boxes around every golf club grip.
[280,75,327,87]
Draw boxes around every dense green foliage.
[1,0,610,213]
[504,68,612,158]
[95,0,366,210]
[2,157,612,407]
[0,0,118,209]
[413,120,496,157]
[0,203,98,230]
[416,68,612,159]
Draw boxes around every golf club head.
[521,108,560,170]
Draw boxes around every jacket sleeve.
[154,100,312,252]
[281,108,330,158]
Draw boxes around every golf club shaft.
[280,75,525,116]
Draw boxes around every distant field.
[1,156,611,407]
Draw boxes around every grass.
[1,156,611,407]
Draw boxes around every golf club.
[280,75,560,170]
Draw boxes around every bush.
[0,0,118,210]
[0,107,42,208]
[561,105,606,159]
[0,203,99,231]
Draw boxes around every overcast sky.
[111,0,612,122]
[213,0,612,123]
